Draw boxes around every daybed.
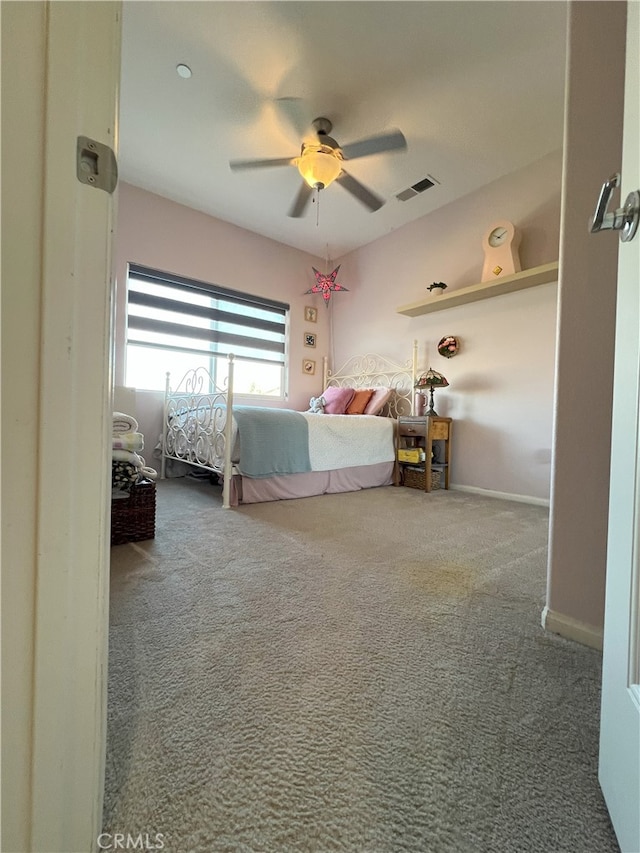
[161,344,418,508]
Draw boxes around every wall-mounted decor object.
[438,335,460,358]
[428,281,448,294]
[304,332,317,348]
[415,367,450,417]
[481,220,521,282]
[305,264,349,307]
[302,358,316,376]
[304,305,318,323]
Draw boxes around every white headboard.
[322,340,418,418]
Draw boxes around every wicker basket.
[111,479,156,545]
[403,467,441,491]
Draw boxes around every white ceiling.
[119,1,568,258]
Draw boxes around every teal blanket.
[233,407,311,478]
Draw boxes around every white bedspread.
[169,406,396,475]
[302,413,395,471]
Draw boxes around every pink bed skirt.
[229,461,394,506]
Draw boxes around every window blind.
[126,264,289,365]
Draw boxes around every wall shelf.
[396,261,559,317]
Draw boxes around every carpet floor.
[104,478,618,853]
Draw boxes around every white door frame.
[28,3,120,851]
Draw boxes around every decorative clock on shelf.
[481,220,521,282]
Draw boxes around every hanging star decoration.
[305,265,349,307]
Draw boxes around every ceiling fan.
[229,116,407,218]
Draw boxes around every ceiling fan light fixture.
[297,147,342,190]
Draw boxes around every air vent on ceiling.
[396,174,439,202]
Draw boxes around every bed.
[161,342,418,508]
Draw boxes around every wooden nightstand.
[394,416,452,492]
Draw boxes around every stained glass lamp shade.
[415,368,449,416]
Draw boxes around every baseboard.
[450,483,550,508]
[541,605,603,651]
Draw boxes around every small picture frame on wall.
[304,305,318,323]
[302,358,316,376]
[304,332,317,348]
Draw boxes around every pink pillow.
[364,387,393,415]
[321,386,355,414]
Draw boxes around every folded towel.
[112,449,144,468]
[112,432,144,452]
[113,412,139,434]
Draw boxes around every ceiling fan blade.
[275,97,310,139]
[336,170,384,212]
[229,156,297,171]
[340,128,407,161]
[288,181,313,218]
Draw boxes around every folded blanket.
[233,406,311,478]
[112,432,144,452]
[112,459,157,491]
[113,411,139,434]
[112,460,140,491]
[112,449,144,468]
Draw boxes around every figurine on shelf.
[427,281,448,294]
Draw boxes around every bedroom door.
[598,2,640,850]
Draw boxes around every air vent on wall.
[396,174,439,202]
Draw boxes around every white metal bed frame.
[322,340,418,419]
[162,340,418,509]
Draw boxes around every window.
[125,264,289,395]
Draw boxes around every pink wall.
[546,1,626,635]
[331,150,563,502]
[113,183,328,443]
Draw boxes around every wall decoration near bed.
[304,264,349,306]
[304,332,317,348]
[303,358,316,375]
[438,335,460,358]
[162,342,420,509]
[304,306,318,323]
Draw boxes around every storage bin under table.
[111,479,156,545]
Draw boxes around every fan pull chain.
[316,187,320,227]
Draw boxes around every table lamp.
[415,368,449,416]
